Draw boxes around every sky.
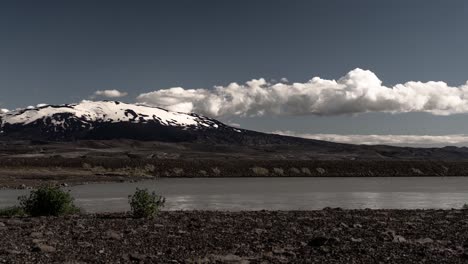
[1,0,468,146]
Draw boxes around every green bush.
[18,186,80,216]
[129,188,165,218]
[0,206,25,217]
[251,166,269,176]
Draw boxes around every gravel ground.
[1,210,468,263]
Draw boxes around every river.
[1,177,468,212]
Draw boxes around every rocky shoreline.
[1,209,468,263]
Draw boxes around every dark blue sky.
[1,0,468,141]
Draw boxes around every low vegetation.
[1,186,168,219]
[0,186,80,217]
[129,188,165,218]
[0,206,25,217]
[18,186,80,216]
[251,166,269,176]
[82,163,156,177]
[0,157,465,177]
[273,167,284,176]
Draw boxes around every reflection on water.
[1,177,468,212]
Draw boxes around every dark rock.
[393,235,407,243]
[30,232,43,238]
[209,254,248,263]
[461,252,468,259]
[415,238,434,244]
[7,219,24,225]
[4,249,21,255]
[320,246,331,253]
[308,237,329,247]
[32,244,56,253]
[129,253,147,261]
[104,230,122,240]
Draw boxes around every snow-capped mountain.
[3,100,468,160]
[0,101,243,141]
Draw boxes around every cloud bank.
[93,89,128,99]
[137,68,468,117]
[273,131,468,147]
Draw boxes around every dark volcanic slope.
[0,101,335,146]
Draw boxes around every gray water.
[1,177,468,212]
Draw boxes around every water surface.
[1,177,468,212]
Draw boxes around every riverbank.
[1,209,468,263]
[2,158,468,189]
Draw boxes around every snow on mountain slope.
[0,100,225,129]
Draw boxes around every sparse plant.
[252,167,269,176]
[18,185,80,216]
[316,167,326,175]
[83,164,107,174]
[273,168,284,176]
[290,167,301,174]
[172,168,184,176]
[0,206,25,217]
[301,168,311,175]
[144,164,156,174]
[82,163,92,170]
[212,167,221,176]
[128,188,165,218]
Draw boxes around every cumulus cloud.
[92,89,128,99]
[0,108,9,114]
[227,122,241,128]
[273,131,468,147]
[136,68,468,117]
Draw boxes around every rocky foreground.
[1,210,468,263]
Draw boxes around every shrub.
[144,164,156,174]
[0,206,25,217]
[290,167,301,174]
[301,168,311,175]
[273,168,284,176]
[251,167,269,176]
[18,186,80,216]
[316,167,326,175]
[463,204,468,210]
[129,188,165,218]
[212,167,221,176]
[172,168,184,176]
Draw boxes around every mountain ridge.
[0,101,246,142]
[3,100,468,161]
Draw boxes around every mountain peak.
[0,101,242,141]
[0,100,227,127]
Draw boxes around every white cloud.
[0,108,9,113]
[136,68,468,117]
[93,89,128,99]
[272,130,468,147]
[227,122,241,128]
